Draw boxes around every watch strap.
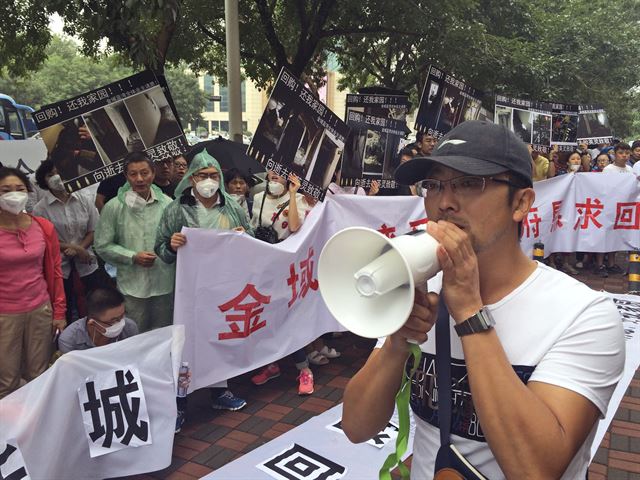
[454,308,495,337]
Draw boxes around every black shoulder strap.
[258,191,268,226]
[435,294,452,446]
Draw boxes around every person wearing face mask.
[249,170,318,395]
[155,150,252,414]
[0,167,66,399]
[94,151,175,333]
[224,168,255,219]
[57,286,137,353]
[33,160,110,324]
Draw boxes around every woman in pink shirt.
[0,167,66,399]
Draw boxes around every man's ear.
[512,187,536,223]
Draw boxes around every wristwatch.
[454,308,495,337]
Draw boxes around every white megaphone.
[318,226,441,339]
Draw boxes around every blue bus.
[0,93,37,140]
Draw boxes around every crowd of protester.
[0,132,638,435]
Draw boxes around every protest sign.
[495,95,552,153]
[204,404,415,480]
[550,103,579,152]
[577,104,613,144]
[247,68,349,201]
[0,326,184,479]
[33,70,188,192]
[341,93,410,191]
[414,66,483,139]
[521,172,640,255]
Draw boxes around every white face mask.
[268,181,285,196]
[124,190,147,210]
[195,178,219,198]
[0,191,28,215]
[47,174,66,192]
[94,318,126,339]
[569,164,580,172]
[230,193,245,204]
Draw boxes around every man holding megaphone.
[338,121,625,479]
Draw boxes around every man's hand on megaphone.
[388,290,439,353]
[427,221,483,323]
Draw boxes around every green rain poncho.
[154,150,253,264]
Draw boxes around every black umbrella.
[186,136,266,177]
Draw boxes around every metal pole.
[225,0,243,143]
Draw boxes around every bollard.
[533,242,545,262]
[629,251,640,294]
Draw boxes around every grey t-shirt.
[58,317,138,353]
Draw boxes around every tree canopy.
[1,0,639,137]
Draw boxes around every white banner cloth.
[203,404,414,480]
[174,196,426,391]
[521,172,639,254]
[0,326,185,480]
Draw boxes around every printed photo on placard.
[326,419,399,449]
[341,93,409,191]
[257,443,347,480]
[577,105,613,144]
[494,96,552,153]
[247,68,349,201]
[34,70,188,192]
[77,366,152,458]
[550,103,579,152]
[414,65,483,139]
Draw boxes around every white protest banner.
[0,326,184,480]
[176,179,639,391]
[520,172,640,255]
[174,195,426,391]
[591,293,640,460]
[203,404,415,480]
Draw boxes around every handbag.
[254,192,289,244]
[433,297,488,480]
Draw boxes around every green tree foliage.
[0,36,205,127]
[2,0,639,135]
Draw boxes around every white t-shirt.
[250,191,306,241]
[602,163,633,174]
[632,161,640,176]
[376,263,624,479]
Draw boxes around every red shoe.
[251,363,280,386]
[297,369,314,395]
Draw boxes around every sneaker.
[319,345,341,359]
[607,264,624,275]
[575,261,584,269]
[595,265,608,278]
[297,369,314,395]
[175,409,186,434]
[307,350,329,365]
[212,391,247,411]
[251,363,281,386]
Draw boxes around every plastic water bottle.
[177,362,189,398]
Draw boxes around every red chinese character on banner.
[550,201,563,232]
[286,263,299,307]
[217,284,271,340]
[378,223,396,238]
[574,197,604,230]
[521,207,541,238]
[614,202,640,230]
[409,217,429,231]
[287,247,319,308]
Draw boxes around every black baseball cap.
[395,120,533,187]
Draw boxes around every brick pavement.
[127,264,639,480]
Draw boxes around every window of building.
[204,75,214,112]
[218,81,246,113]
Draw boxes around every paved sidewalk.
[128,266,639,480]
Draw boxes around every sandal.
[320,345,341,359]
[307,350,329,365]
